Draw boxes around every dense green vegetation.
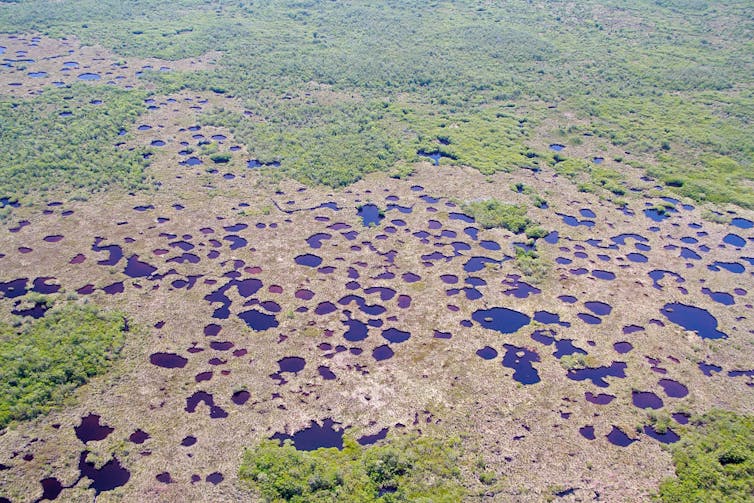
[659,410,754,503]
[239,435,465,502]
[0,303,127,429]
[1,0,751,204]
[0,85,150,202]
[461,199,544,236]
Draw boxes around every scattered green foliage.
[0,1,750,205]
[239,434,465,502]
[0,303,128,429]
[462,199,532,233]
[659,410,754,503]
[514,248,550,284]
[0,85,150,200]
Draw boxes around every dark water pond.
[272,419,344,451]
[472,307,530,334]
[75,414,114,444]
[502,344,540,385]
[731,217,753,229]
[723,233,746,247]
[150,352,188,369]
[658,378,688,398]
[567,362,627,388]
[358,204,383,226]
[417,149,454,165]
[357,427,389,446]
[660,302,727,339]
[78,452,130,494]
[372,344,394,361]
[476,346,498,360]
[585,392,615,405]
[39,477,63,500]
[295,253,323,267]
[238,309,279,331]
[632,391,664,409]
[643,425,679,444]
[78,72,101,81]
[606,426,636,447]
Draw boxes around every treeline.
[0,0,751,207]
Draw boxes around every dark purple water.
[78,452,130,494]
[382,328,410,343]
[278,356,306,374]
[318,366,336,380]
[731,217,753,229]
[271,419,344,451]
[701,288,734,306]
[149,352,188,369]
[238,309,279,331]
[153,472,172,484]
[343,319,369,341]
[643,425,679,444]
[476,346,498,360]
[606,426,636,447]
[206,472,224,485]
[658,378,688,398]
[622,325,644,334]
[613,341,633,354]
[31,277,60,294]
[707,261,745,274]
[579,425,595,440]
[315,301,337,316]
[472,307,531,334]
[632,391,664,409]
[231,390,250,405]
[295,253,323,267]
[39,477,63,500]
[584,301,612,316]
[585,392,615,405]
[129,430,150,444]
[75,414,114,444]
[357,427,389,446]
[672,413,690,425]
[306,233,332,249]
[533,311,569,327]
[102,282,124,295]
[501,344,540,385]
[660,302,727,339]
[567,362,627,388]
[372,345,394,361]
[185,391,215,413]
[591,270,615,280]
[577,313,602,325]
[358,204,383,226]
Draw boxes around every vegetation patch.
[0,303,128,429]
[239,434,465,502]
[659,410,754,502]
[461,198,541,235]
[0,85,149,202]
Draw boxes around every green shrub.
[239,434,465,502]
[0,85,149,201]
[0,303,128,429]
[210,153,232,163]
[462,199,531,233]
[659,410,754,502]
